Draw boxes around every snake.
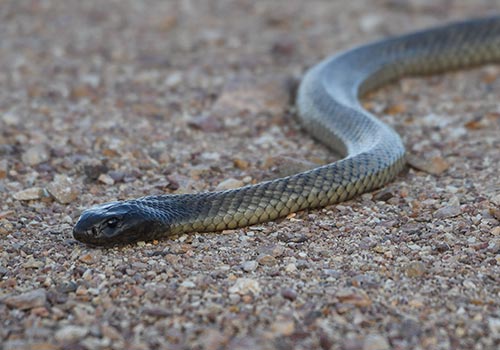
[73,16,500,245]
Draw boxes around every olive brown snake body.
[73,16,500,245]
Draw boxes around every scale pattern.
[73,17,500,245]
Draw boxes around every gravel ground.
[1,1,499,349]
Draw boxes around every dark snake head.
[73,201,170,246]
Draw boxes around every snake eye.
[106,217,119,228]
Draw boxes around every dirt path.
[1,1,499,349]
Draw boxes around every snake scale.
[73,16,500,245]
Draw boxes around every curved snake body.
[73,17,500,245]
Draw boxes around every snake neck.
[139,147,406,239]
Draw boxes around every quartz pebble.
[285,263,298,273]
[98,173,115,185]
[270,319,295,336]
[47,175,79,204]
[54,325,89,343]
[215,178,244,191]
[228,278,261,295]
[13,187,45,201]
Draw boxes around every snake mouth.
[73,226,132,246]
[72,204,171,246]
[72,225,109,246]
[72,214,125,246]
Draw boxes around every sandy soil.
[1,1,499,349]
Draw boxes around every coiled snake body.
[73,17,500,245]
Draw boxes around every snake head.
[73,201,168,246]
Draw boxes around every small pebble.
[81,337,111,350]
[13,187,45,201]
[165,72,182,87]
[242,260,258,272]
[363,333,390,350]
[281,288,297,301]
[336,288,372,307]
[200,329,227,350]
[46,175,79,204]
[491,193,500,206]
[54,325,89,343]
[188,115,224,132]
[211,75,291,118]
[359,14,383,33]
[407,154,450,175]
[78,253,96,264]
[373,188,394,201]
[23,258,44,269]
[257,254,277,266]
[142,306,171,317]
[98,173,115,185]
[57,281,78,294]
[270,319,295,336]
[101,324,123,341]
[492,227,500,236]
[263,155,317,178]
[22,145,49,166]
[404,261,426,277]
[215,178,244,191]
[180,280,196,288]
[228,278,261,295]
[488,318,500,336]
[434,205,461,219]
[463,279,476,290]
[271,36,297,57]
[2,289,47,310]
[233,158,250,170]
[408,298,425,308]
[108,170,126,182]
[270,245,285,257]
[2,111,20,125]
[83,160,109,181]
[489,207,500,221]
[285,263,297,273]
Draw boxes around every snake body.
[73,17,500,245]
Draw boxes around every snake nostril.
[91,227,98,236]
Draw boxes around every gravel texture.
[1,1,499,349]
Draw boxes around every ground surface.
[1,1,499,349]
